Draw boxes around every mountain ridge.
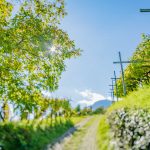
[91,99,112,110]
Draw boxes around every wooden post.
[114,71,119,101]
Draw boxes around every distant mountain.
[91,99,112,110]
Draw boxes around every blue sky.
[50,0,150,107]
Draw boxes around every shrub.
[0,119,73,150]
[108,108,150,150]
[97,86,150,150]
[93,107,105,114]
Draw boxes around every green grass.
[0,116,85,150]
[97,116,113,150]
[97,86,150,150]
[107,86,150,113]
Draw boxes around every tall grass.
[97,86,150,150]
[108,86,150,113]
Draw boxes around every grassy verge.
[97,116,112,150]
[108,86,150,112]
[0,116,85,150]
[97,86,150,150]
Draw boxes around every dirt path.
[78,116,100,150]
[47,115,100,150]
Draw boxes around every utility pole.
[109,78,115,101]
[108,91,113,101]
[111,8,150,98]
[111,76,119,101]
[119,52,126,96]
[113,52,126,96]
[113,52,150,97]
[114,71,119,101]
[109,89,114,101]
[112,78,115,101]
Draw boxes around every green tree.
[93,107,105,114]
[0,0,80,121]
[75,104,81,115]
[114,35,150,97]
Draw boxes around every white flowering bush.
[108,108,150,150]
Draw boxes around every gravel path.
[46,115,100,150]
[46,116,92,150]
[78,116,100,150]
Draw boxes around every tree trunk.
[2,101,9,122]
[21,110,29,120]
